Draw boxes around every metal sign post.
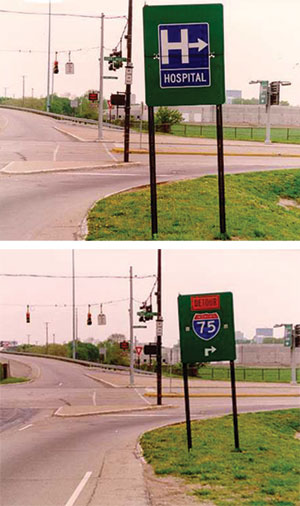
[178,291,240,451]
[143,4,226,239]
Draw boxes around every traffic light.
[145,305,153,321]
[137,303,156,322]
[26,305,30,323]
[295,324,300,348]
[87,305,92,325]
[53,60,59,74]
[270,81,280,105]
[114,51,123,70]
[108,53,116,71]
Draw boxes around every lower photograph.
[0,247,299,506]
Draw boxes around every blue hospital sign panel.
[159,23,210,88]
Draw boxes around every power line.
[1,298,130,308]
[0,9,126,20]
[0,47,99,55]
[0,273,156,280]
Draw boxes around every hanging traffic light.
[87,305,92,325]
[26,305,30,323]
[114,51,123,70]
[53,60,59,74]
[108,53,116,71]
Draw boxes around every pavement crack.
[15,152,27,161]
[58,398,71,406]
[86,453,106,506]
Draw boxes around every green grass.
[197,366,300,383]
[141,409,300,506]
[87,169,300,240]
[170,124,300,144]
[0,377,28,384]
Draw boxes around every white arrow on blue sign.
[158,22,210,89]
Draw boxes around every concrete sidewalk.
[57,121,300,156]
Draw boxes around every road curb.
[54,404,176,418]
[112,147,300,158]
[0,161,141,175]
[144,392,300,398]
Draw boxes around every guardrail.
[0,350,155,375]
[0,104,123,130]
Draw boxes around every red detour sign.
[120,341,129,350]
[135,346,143,356]
[89,92,99,102]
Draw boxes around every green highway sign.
[104,56,127,62]
[143,3,225,106]
[178,291,236,363]
[259,80,269,105]
[284,324,293,347]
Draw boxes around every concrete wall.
[236,344,300,366]
[112,103,300,127]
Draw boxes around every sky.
[0,246,299,347]
[0,0,299,105]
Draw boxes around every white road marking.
[103,142,118,161]
[53,144,60,161]
[64,471,92,506]
[0,161,14,172]
[19,424,33,431]
[134,388,152,405]
[92,391,96,406]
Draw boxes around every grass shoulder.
[141,409,300,506]
[0,377,29,385]
[87,169,300,241]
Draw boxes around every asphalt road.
[0,109,299,240]
[1,353,299,506]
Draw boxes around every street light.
[250,79,292,144]
[25,0,62,112]
[273,323,296,385]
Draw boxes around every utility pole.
[27,334,30,346]
[98,13,104,140]
[46,0,52,112]
[129,266,134,386]
[72,250,76,359]
[156,249,162,405]
[44,322,50,354]
[124,0,133,162]
[52,333,55,344]
[22,75,26,106]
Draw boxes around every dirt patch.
[278,198,300,209]
[143,461,215,506]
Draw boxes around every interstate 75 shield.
[192,312,221,340]
[178,292,236,364]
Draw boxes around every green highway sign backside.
[143,3,225,106]
[178,291,236,364]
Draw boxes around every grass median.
[141,409,300,506]
[87,169,300,240]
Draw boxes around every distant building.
[226,90,242,104]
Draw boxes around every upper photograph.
[0,0,299,241]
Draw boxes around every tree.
[154,106,183,133]
[50,95,73,116]
[98,339,129,366]
[67,341,100,362]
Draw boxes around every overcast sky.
[0,0,299,105]
[0,246,299,347]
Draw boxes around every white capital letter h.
[161,29,189,65]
